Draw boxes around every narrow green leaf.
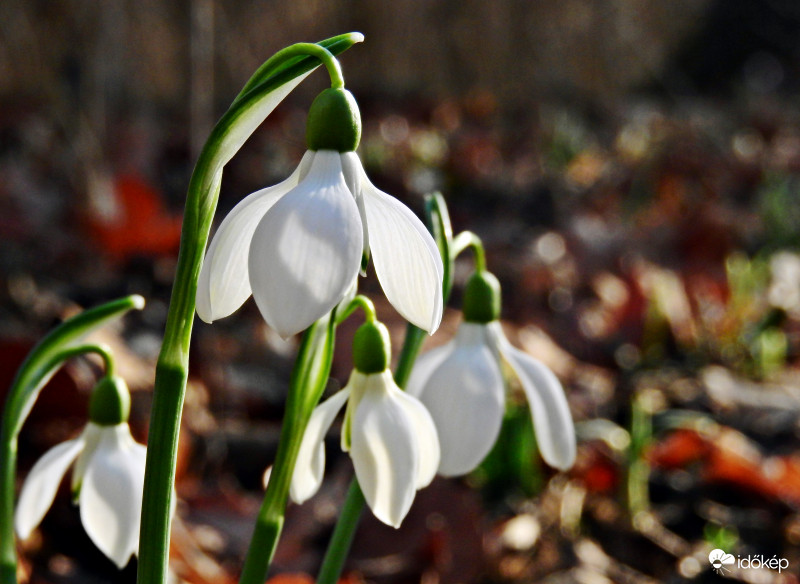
[234,32,363,105]
[6,295,144,435]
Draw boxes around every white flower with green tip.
[407,271,577,477]
[14,377,146,569]
[289,321,440,528]
[196,88,443,338]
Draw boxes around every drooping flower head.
[408,270,576,477]
[196,87,443,338]
[15,376,146,568]
[289,320,440,527]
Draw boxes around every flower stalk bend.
[136,34,363,584]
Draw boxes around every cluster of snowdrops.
[0,34,575,584]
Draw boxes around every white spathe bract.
[196,150,443,338]
[407,321,576,477]
[289,369,440,528]
[15,422,146,569]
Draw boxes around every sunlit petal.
[290,388,350,504]
[350,374,419,527]
[196,152,314,322]
[79,424,145,569]
[249,151,363,338]
[418,323,506,476]
[14,436,85,539]
[343,153,443,333]
[391,386,440,489]
[493,324,576,471]
[71,423,104,496]
[405,341,453,398]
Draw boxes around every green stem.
[239,313,336,584]
[265,44,345,89]
[451,231,486,273]
[316,480,366,584]
[424,193,454,300]
[136,34,362,584]
[626,393,652,520]
[335,295,377,325]
[1,342,116,584]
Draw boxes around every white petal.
[289,388,350,504]
[71,423,104,495]
[79,424,146,569]
[15,436,85,539]
[493,324,576,471]
[249,151,363,338]
[405,341,453,398]
[342,153,443,334]
[196,152,314,322]
[350,374,419,527]
[417,323,506,476]
[391,387,440,489]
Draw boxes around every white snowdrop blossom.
[195,149,443,338]
[15,422,146,568]
[407,321,576,477]
[289,369,440,528]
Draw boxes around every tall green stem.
[136,34,363,584]
[239,314,336,584]
[451,231,485,273]
[315,480,366,584]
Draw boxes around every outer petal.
[492,324,576,471]
[15,436,85,539]
[391,387,440,489]
[342,153,444,334]
[79,424,146,568]
[249,151,363,338]
[290,388,350,504]
[405,341,453,398]
[350,374,419,528]
[196,151,314,322]
[417,323,506,477]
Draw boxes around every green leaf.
[234,33,363,105]
[5,295,144,436]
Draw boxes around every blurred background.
[3,1,800,582]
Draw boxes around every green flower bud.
[462,270,501,323]
[306,88,362,152]
[352,321,390,374]
[88,375,131,426]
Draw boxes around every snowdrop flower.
[289,321,439,527]
[196,88,443,338]
[15,376,146,568]
[407,270,576,477]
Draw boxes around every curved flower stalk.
[407,271,576,477]
[196,91,443,339]
[289,320,439,528]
